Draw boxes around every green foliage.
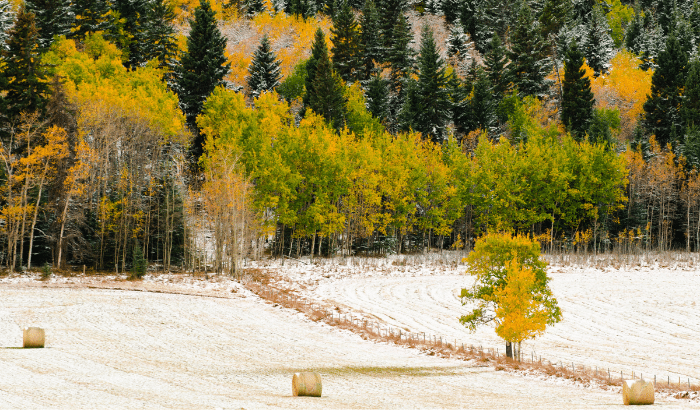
[642,35,688,147]
[459,233,561,336]
[365,73,389,122]
[1,5,50,122]
[587,107,619,145]
[41,262,52,279]
[561,41,594,141]
[359,0,382,79]
[304,28,328,110]
[308,45,348,131]
[130,239,147,279]
[605,0,634,48]
[71,0,112,40]
[246,34,282,98]
[387,14,414,92]
[141,0,179,74]
[174,0,230,160]
[277,59,307,102]
[330,0,361,82]
[484,34,510,103]
[508,2,551,98]
[25,0,74,50]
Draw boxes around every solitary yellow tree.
[460,233,561,359]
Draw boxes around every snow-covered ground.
[262,252,700,389]
[0,284,662,409]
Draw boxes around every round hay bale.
[292,372,322,397]
[23,327,45,348]
[622,379,654,405]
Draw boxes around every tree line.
[1,0,700,275]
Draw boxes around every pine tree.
[377,0,405,58]
[682,60,700,127]
[583,4,614,76]
[359,0,382,79]
[142,0,179,74]
[441,0,460,25]
[387,14,414,93]
[308,50,348,130]
[484,34,510,102]
[0,0,14,50]
[112,0,151,68]
[0,6,49,122]
[365,73,389,121]
[642,34,688,147]
[571,0,595,23]
[174,0,230,160]
[246,34,282,98]
[451,74,474,137]
[508,2,552,98]
[561,41,594,141]
[304,28,329,110]
[287,0,314,19]
[460,0,490,53]
[403,25,451,143]
[71,0,112,40]
[470,68,496,134]
[446,22,469,60]
[24,0,74,50]
[244,0,266,16]
[539,0,571,40]
[331,1,361,82]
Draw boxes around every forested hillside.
[1,0,699,275]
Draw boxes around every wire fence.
[251,284,699,396]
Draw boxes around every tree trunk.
[57,193,71,269]
[506,341,512,358]
[27,172,48,270]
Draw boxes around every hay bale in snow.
[292,372,322,397]
[23,327,45,348]
[623,379,654,405]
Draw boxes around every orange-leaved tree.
[460,233,561,359]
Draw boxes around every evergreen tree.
[287,0,314,19]
[571,0,594,23]
[387,14,414,93]
[71,0,112,40]
[460,0,490,53]
[587,108,613,145]
[366,73,389,121]
[130,239,147,279]
[0,6,49,122]
[359,0,382,78]
[112,0,151,68]
[642,35,688,147]
[376,0,405,58]
[682,60,700,127]
[304,28,328,110]
[539,0,571,40]
[683,124,700,168]
[308,50,348,130]
[625,13,643,53]
[561,41,594,141]
[508,2,552,98]
[484,34,510,102]
[142,0,179,74]
[470,68,496,134]
[441,0,460,25]
[583,4,614,76]
[246,34,282,98]
[446,22,469,60]
[0,0,14,50]
[402,25,451,143]
[331,1,361,82]
[451,74,474,137]
[244,0,266,16]
[25,0,74,50]
[174,0,230,160]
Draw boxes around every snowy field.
[0,284,662,409]
[268,253,700,387]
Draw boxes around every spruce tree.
[112,0,151,68]
[508,2,551,98]
[377,0,405,58]
[460,0,490,53]
[25,0,74,50]
[451,74,474,137]
[682,60,700,127]
[244,0,266,16]
[174,0,230,160]
[246,34,282,98]
[446,23,469,60]
[642,35,688,147]
[484,34,510,102]
[539,0,571,40]
[404,25,451,143]
[366,73,389,121]
[331,1,361,82]
[1,6,49,122]
[71,0,111,40]
[308,50,348,130]
[561,41,594,141]
[359,0,382,79]
[583,4,614,76]
[387,14,414,93]
[142,0,179,74]
[304,28,329,110]
[0,0,14,50]
[470,68,496,134]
